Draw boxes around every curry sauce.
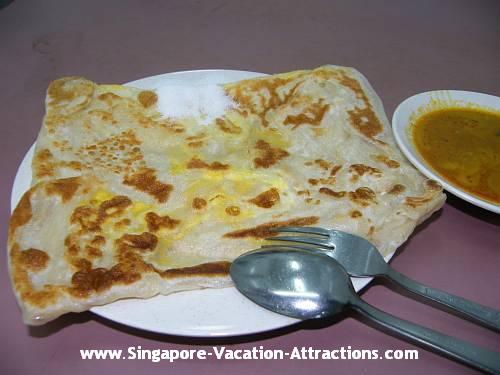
[412,107,500,204]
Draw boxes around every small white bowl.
[392,90,500,214]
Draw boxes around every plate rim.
[392,89,500,214]
[10,69,391,337]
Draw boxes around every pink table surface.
[1,1,499,374]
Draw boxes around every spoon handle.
[385,267,500,331]
[352,299,500,374]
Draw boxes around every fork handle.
[385,268,500,331]
[352,299,500,374]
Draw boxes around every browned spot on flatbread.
[187,157,230,171]
[405,196,434,208]
[387,184,406,195]
[319,187,347,198]
[374,154,400,168]
[51,139,71,151]
[405,182,442,208]
[225,206,241,216]
[216,118,242,134]
[235,108,249,117]
[145,212,181,232]
[34,149,55,178]
[426,179,442,191]
[47,77,94,107]
[138,90,158,108]
[160,261,231,278]
[9,188,33,238]
[350,210,363,218]
[311,175,337,186]
[320,187,376,206]
[163,122,185,134]
[314,159,330,170]
[48,78,77,102]
[71,206,102,232]
[73,258,92,272]
[330,165,342,176]
[89,109,115,123]
[71,268,112,295]
[97,92,121,103]
[347,106,383,139]
[308,179,319,186]
[45,177,80,203]
[349,164,382,177]
[100,196,132,215]
[36,149,53,162]
[64,234,80,256]
[349,164,382,182]
[192,197,207,210]
[312,67,339,81]
[118,232,158,251]
[98,92,120,100]
[283,100,329,129]
[349,187,377,206]
[91,235,106,247]
[85,245,102,259]
[70,195,132,233]
[336,72,384,142]
[229,78,302,127]
[185,134,205,148]
[224,216,319,239]
[123,168,173,203]
[69,265,142,298]
[9,244,59,308]
[68,232,166,297]
[19,248,50,272]
[187,141,204,148]
[186,134,205,141]
[253,140,289,168]
[62,160,83,171]
[114,218,131,230]
[248,188,280,208]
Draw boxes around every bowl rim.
[392,89,500,214]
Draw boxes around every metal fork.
[265,226,500,331]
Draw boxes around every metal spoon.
[230,248,500,373]
[265,226,500,331]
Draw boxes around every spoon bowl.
[230,248,352,319]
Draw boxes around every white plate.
[392,90,500,214]
[11,69,392,337]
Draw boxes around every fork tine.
[266,235,333,248]
[270,226,330,236]
[260,244,331,252]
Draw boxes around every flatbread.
[8,66,445,325]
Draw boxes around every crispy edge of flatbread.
[8,177,233,325]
